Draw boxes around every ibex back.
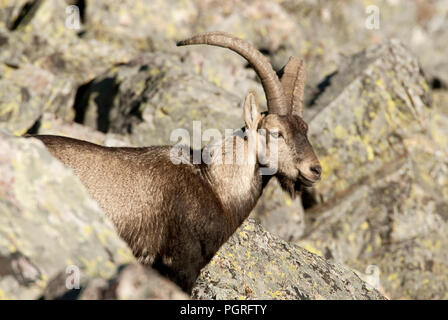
[31,32,321,293]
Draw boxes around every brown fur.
[32,134,265,292]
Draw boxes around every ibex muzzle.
[32,32,321,293]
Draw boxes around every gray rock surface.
[0,131,135,299]
[0,132,188,299]
[297,40,448,299]
[78,264,189,300]
[192,219,385,300]
[74,53,242,147]
[0,62,75,135]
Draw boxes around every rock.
[307,39,430,202]
[0,62,75,135]
[182,0,302,102]
[0,0,34,31]
[84,0,197,52]
[299,155,448,299]
[0,0,137,84]
[0,131,188,299]
[0,1,140,128]
[189,0,448,106]
[298,41,448,299]
[74,52,242,147]
[192,219,385,300]
[0,131,135,299]
[79,264,189,300]
[280,0,448,94]
[42,263,189,300]
[34,112,133,147]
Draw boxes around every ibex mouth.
[297,172,316,188]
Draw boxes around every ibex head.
[177,32,321,197]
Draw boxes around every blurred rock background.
[0,0,446,299]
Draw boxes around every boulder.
[73,52,243,147]
[0,0,137,86]
[192,219,385,300]
[0,0,140,129]
[0,63,75,135]
[77,264,189,300]
[298,40,448,299]
[34,112,133,147]
[0,131,184,299]
[83,0,197,52]
[307,39,430,201]
[280,0,448,92]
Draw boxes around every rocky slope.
[0,0,446,299]
[299,39,448,300]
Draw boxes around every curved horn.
[177,32,287,114]
[278,56,306,116]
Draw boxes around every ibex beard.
[30,32,321,293]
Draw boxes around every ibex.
[31,32,321,293]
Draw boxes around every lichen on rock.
[192,219,385,300]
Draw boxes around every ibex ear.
[243,91,261,129]
[277,56,306,117]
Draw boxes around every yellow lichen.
[387,273,398,281]
[80,257,98,276]
[83,225,92,236]
[360,221,369,230]
[366,145,374,161]
[333,125,348,140]
[348,233,356,242]
[300,242,323,257]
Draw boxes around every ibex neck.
[200,134,267,230]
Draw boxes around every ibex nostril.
[310,165,322,178]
